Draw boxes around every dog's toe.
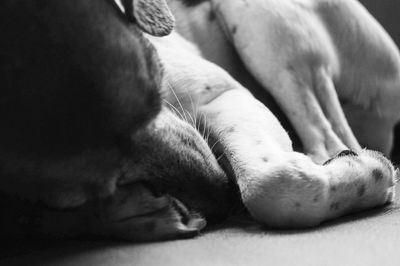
[323,149,397,212]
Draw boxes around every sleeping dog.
[0,0,399,241]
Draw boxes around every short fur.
[150,0,400,229]
[0,0,235,241]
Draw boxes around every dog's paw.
[239,149,397,228]
[91,183,206,241]
[323,150,397,213]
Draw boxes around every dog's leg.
[256,67,360,163]
[312,68,361,152]
[200,88,397,228]
[315,0,400,156]
[211,0,361,163]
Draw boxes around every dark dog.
[0,0,235,241]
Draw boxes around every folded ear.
[122,0,175,36]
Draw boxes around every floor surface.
[1,185,400,266]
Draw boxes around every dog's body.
[0,0,399,241]
[172,0,400,159]
[152,0,400,228]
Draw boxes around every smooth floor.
[1,185,400,266]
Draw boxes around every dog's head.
[0,0,234,241]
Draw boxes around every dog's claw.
[336,150,358,157]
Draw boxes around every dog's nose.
[336,150,358,157]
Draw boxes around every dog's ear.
[121,0,175,36]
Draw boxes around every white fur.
[147,0,399,228]
[211,0,400,160]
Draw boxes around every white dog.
[147,0,400,228]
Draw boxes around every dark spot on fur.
[330,186,337,192]
[255,140,262,145]
[241,0,250,7]
[358,185,366,197]
[208,11,216,21]
[262,157,268,162]
[313,195,320,202]
[295,202,301,208]
[231,25,237,35]
[225,126,235,134]
[372,169,384,183]
[205,86,211,91]
[286,64,295,72]
[330,202,340,210]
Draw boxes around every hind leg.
[211,0,360,163]
[244,67,360,164]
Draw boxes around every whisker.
[185,110,196,127]
[183,86,198,127]
[167,82,188,123]
[216,152,225,162]
[201,114,207,139]
[195,114,200,131]
[163,99,185,121]
[394,168,400,184]
[204,137,223,162]
[209,138,221,152]
[205,120,212,143]
[193,109,198,129]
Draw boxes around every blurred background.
[358,0,400,164]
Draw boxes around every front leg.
[200,88,397,227]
